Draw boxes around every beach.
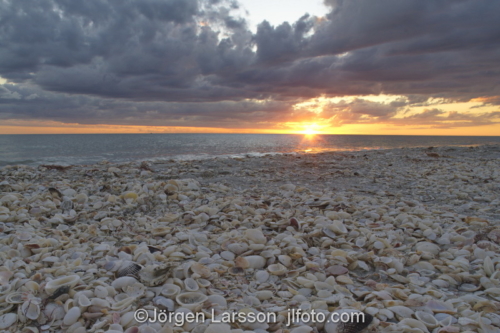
[1,144,500,333]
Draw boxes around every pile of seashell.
[0,145,499,333]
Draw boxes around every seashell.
[0,313,17,330]
[45,275,80,295]
[22,300,41,321]
[226,243,249,255]
[124,283,146,298]
[267,263,287,276]
[75,293,91,307]
[399,318,430,332]
[485,287,500,301]
[161,283,181,298]
[244,228,267,244]
[43,302,65,320]
[196,278,211,288]
[207,295,227,308]
[388,306,414,320]
[426,300,456,314]
[0,271,14,286]
[415,242,440,255]
[458,283,480,292]
[116,263,142,278]
[153,296,175,311]
[184,278,199,292]
[336,275,354,285]
[111,297,135,311]
[138,264,173,287]
[328,220,348,235]
[5,292,24,304]
[255,290,273,301]
[278,255,293,267]
[190,263,211,279]
[415,311,439,329]
[94,286,108,298]
[112,277,138,291]
[235,256,266,269]
[324,309,373,333]
[255,270,270,283]
[176,292,208,311]
[63,307,81,326]
[326,265,349,276]
[484,256,495,277]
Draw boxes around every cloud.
[0,0,499,130]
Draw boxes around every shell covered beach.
[1,145,500,333]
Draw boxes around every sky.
[0,0,499,135]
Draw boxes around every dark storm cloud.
[0,0,499,128]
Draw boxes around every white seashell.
[161,284,181,298]
[426,300,456,314]
[278,255,292,267]
[226,243,248,255]
[111,297,135,311]
[388,306,414,320]
[244,228,267,244]
[355,238,366,247]
[5,292,25,304]
[267,263,287,276]
[176,292,208,311]
[45,275,81,295]
[124,283,146,298]
[255,270,269,283]
[76,293,91,307]
[90,298,110,308]
[220,251,235,261]
[328,220,348,234]
[235,256,266,269]
[153,296,175,311]
[63,307,81,326]
[94,286,108,298]
[484,256,495,277]
[22,301,40,320]
[207,295,227,308]
[196,279,211,288]
[111,277,138,291]
[255,290,273,301]
[314,281,334,292]
[415,242,440,255]
[190,263,212,279]
[184,278,199,292]
[0,313,17,329]
[415,311,439,329]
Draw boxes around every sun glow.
[299,123,322,135]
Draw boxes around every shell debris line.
[0,145,500,333]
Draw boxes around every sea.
[1,134,499,167]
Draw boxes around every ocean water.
[0,134,499,166]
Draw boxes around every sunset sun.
[299,123,321,135]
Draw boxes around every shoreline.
[1,142,500,168]
[0,144,499,332]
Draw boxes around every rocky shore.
[1,144,500,333]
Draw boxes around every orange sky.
[2,95,499,135]
[2,120,500,135]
